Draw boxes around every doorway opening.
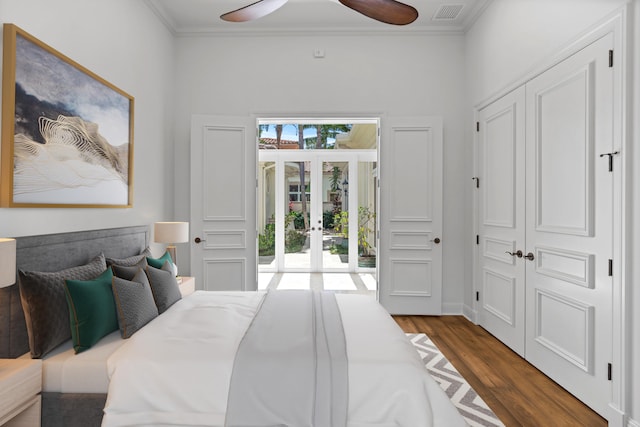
[257,119,378,294]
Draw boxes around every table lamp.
[153,222,189,274]
[0,238,17,288]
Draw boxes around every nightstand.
[177,276,195,296]
[0,359,42,427]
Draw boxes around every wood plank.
[394,315,607,427]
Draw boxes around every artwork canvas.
[1,24,134,207]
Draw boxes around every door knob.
[194,237,205,244]
[430,237,441,244]
[506,250,523,258]
[524,252,535,261]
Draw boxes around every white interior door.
[378,116,443,315]
[477,86,526,356]
[524,33,613,417]
[190,115,257,291]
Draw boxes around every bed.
[0,226,466,427]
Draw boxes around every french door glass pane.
[323,161,349,271]
[284,161,311,269]
[358,161,377,269]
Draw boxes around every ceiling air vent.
[432,4,465,21]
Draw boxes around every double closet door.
[477,33,615,417]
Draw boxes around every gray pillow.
[111,269,159,339]
[106,247,152,267]
[145,262,182,314]
[18,253,107,358]
[111,259,147,281]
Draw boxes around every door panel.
[535,67,592,235]
[525,33,613,416]
[190,115,257,291]
[477,86,526,356]
[379,117,443,315]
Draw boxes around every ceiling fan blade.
[338,0,418,25]
[221,0,288,22]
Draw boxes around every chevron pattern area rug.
[407,333,505,427]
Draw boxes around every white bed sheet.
[42,330,125,393]
[103,291,466,427]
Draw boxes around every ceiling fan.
[220,0,419,26]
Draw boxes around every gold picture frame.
[1,24,134,208]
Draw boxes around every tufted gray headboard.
[0,225,149,358]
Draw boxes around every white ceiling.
[145,0,491,34]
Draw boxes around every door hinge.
[609,50,614,68]
[608,363,612,380]
[476,291,480,302]
[608,259,613,276]
[476,235,480,245]
[472,177,479,188]
[476,121,480,132]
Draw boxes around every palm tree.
[314,124,352,149]
[258,124,284,149]
[275,124,283,149]
[297,124,309,230]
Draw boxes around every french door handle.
[524,252,535,261]
[194,237,205,244]
[505,250,523,258]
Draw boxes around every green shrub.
[285,229,307,253]
[290,211,309,229]
[323,210,335,229]
[258,223,275,255]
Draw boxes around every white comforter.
[102,291,466,427]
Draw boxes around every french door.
[258,150,376,273]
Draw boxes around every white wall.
[0,0,175,254]
[464,0,637,423]
[172,33,467,309]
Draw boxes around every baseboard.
[627,417,640,427]
[462,303,477,323]
[607,403,628,427]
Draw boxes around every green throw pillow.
[64,268,118,354]
[146,251,174,269]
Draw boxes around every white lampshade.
[154,222,189,244]
[153,222,189,276]
[0,238,17,288]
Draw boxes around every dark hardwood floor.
[394,315,607,427]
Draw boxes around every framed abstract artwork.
[1,24,134,208]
